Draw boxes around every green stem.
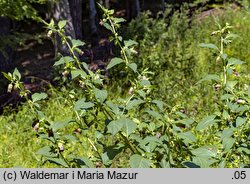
[220,35,227,87]
[52,135,71,167]
[59,31,83,70]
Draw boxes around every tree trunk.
[134,0,140,15]
[161,0,166,11]
[126,0,140,20]
[69,0,83,39]
[105,0,110,9]
[52,0,76,55]
[89,0,98,35]
[0,17,13,73]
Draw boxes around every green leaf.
[199,43,219,50]
[177,118,194,127]
[2,72,12,81]
[81,62,89,71]
[222,137,235,151]
[107,57,123,70]
[220,94,234,101]
[103,22,113,32]
[227,58,245,66]
[191,146,217,158]
[54,56,74,66]
[58,20,67,29]
[32,92,47,103]
[192,157,217,168]
[47,158,68,167]
[236,117,246,127]
[237,147,250,155]
[106,101,120,115]
[140,79,151,86]
[196,115,217,130]
[126,99,144,110]
[102,144,124,166]
[64,135,78,142]
[226,80,237,90]
[130,154,152,168]
[221,128,234,140]
[145,109,163,120]
[75,99,94,110]
[198,74,220,83]
[137,90,146,99]
[51,120,73,132]
[71,69,87,79]
[178,131,197,143]
[113,17,126,24]
[93,88,108,104]
[182,161,200,168]
[248,86,250,98]
[152,100,164,111]
[13,68,21,80]
[124,39,138,47]
[37,146,57,158]
[71,157,94,168]
[221,54,228,60]
[122,118,137,137]
[107,118,124,135]
[71,39,85,48]
[128,63,137,73]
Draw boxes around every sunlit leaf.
[75,99,94,110]
[227,58,245,66]
[124,39,138,47]
[122,118,136,137]
[236,117,246,127]
[32,92,47,102]
[199,43,219,50]
[107,57,123,69]
[128,63,137,73]
[13,68,21,80]
[93,88,108,104]
[107,118,124,135]
[54,56,74,66]
[130,154,152,168]
[178,131,197,143]
[222,137,235,151]
[58,20,67,29]
[37,146,56,158]
[198,74,220,83]
[71,69,87,79]
[191,146,217,158]
[47,158,68,167]
[72,39,85,48]
[196,115,217,130]
[126,99,144,110]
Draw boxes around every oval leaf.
[94,89,108,104]
[196,115,217,130]
[107,57,123,70]
[32,92,47,103]
[130,154,152,168]
[199,43,219,50]
[58,20,67,29]
[107,118,124,135]
[122,118,137,137]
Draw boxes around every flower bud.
[58,143,64,152]
[7,83,13,93]
[47,30,53,38]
